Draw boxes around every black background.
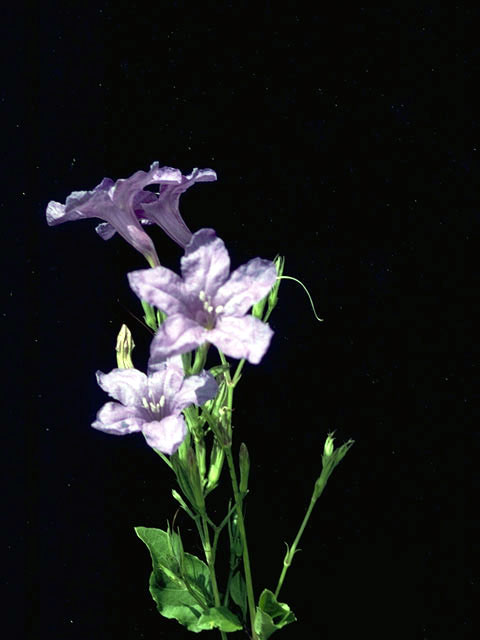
[3,6,474,639]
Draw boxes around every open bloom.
[46,162,216,265]
[128,228,277,365]
[92,356,217,454]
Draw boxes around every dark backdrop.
[3,6,474,639]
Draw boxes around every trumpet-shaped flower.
[46,162,216,265]
[128,228,277,365]
[92,356,217,454]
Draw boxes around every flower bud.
[115,324,135,368]
[267,255,285,313]
[323,432,335,458]
[239,443,250,494]
[206,441,225,493]
[252,294,268,320]
[187,446,205,510]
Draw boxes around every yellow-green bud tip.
[324,433,335,457]
[115,324,135,368]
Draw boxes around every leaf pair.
[135,526,243,633]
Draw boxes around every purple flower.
[46,162,217,265]
[92,356,218,454]
[127,229,277,365]
[139,167,217,249]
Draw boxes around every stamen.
[207,305,213,313]
[149,401,157,412]
[142,397,149,409]
[215,305,224,313]
[199,290,206,301]
[159,395,165,408]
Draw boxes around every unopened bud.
[239,443,250,494]
[187,447,205,510]
[267,255,285,313]
[206,441,225,493]
[115,324,135,368]
[252,294,268,320]
[324,432,335,458]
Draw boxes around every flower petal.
[215,258,277,316]
[148,365,185,412]
[92,401,144,435]
[111,163,182,213]
[181,229,230,298]
[95,368,148,407]
[148,315,206,365]
[47,178,159,264]
[209,315,274,364]
[128,266,188,315]
[170,371,218,413]
[142,415,187,454]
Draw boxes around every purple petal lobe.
[170,371,218,413]
[92,402,144,435]
[148,315,206,365]
[215,258,277,316]
[148,366,184,411]
[142,416,187,454]
[96,369,148,406]
[127,267,187,315]
[95,222,116,240]
[181,229,230,298]
[209,315,274,364]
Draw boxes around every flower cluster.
[46,162,216,266]
[47,164,277,454]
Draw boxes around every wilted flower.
[46,162,216,265]
[92,356,217,454]
[128,228,277,365]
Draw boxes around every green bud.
[228,513,243,565]
[324,432,335,458]
[267,255,285,314]
[187,446,205,511]
[239,443,250,494]
[252,294,268,320]
[205,440,225,494]
[141,299,158,332]
[115,324,135,368]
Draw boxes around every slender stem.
[274,478,327,599]
[217,350,258,638]
[225,447,258,640]
[200,514,227,640]
[232,358,246,386]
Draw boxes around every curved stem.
[274,479,326,599]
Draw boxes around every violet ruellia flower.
[128,228,277,365]
[46,162,217,266]
[92,357,217,454]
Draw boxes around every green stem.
[274,479,326,599]
[200,514,227,640]
[225,448,258,640]
[217,349,258,638]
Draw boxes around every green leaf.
[254,589,296,640]
[135,526,213,631]
[196,606,243,632]
[229,570,247,620]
